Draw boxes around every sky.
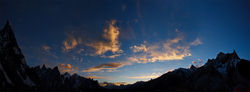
[0,0,249,84]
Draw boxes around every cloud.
[191,38,202,46]
[127,73,161,79]
[129,36,197,63]
[198,59,203,63]
[82,62,131,72]
[99,82,128,87]
[84,76,110,80]
[84,35,203,73]
[62,34,82,52]
[192,59,203,67]
[42,45,51,52]
[130,43,147,53]
[192,61,197,64]
[58,63,79,74]
[85,20,123,58]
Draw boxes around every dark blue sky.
[1,0,249,83]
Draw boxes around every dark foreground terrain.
[0,21,249,92]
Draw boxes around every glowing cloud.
[84,76,110,80]
[62,34,82,52]
[84,35,202,73]
[192,59,203,67]
[58,63,79,74]
[127,73,161,79]
[82,61,130,72]
[129,36,201,63]
[130,43,147,53]
[85,20,122,58]
[99,82,128,87]
[42,45,51,52]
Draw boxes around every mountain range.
[0,21,249,92]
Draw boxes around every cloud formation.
[130,43,147,53]
[127,73,161,79]
[58,63,79,74]
[129,36,198,63]
[82,62,130,72]
[190,38,202,46]
[42,45,51,52]
[85,20,123,58]
[83,35,202,72]
[62,34,82,52]
[84,76,110,80]
[192,59,203,67]
[99,82,128,87]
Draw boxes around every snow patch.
[17,71,35,86]
[0,62,13,85]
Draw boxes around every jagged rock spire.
[0,20,17,43]
[232,50,239,59]
[42,64,46,70]
[6,20,11,26]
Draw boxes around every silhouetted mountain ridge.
[0,21,249,92]
[123,51,250,92]
[0,21,101,92]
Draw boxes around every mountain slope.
[126,51,250,92]
[0,21,101,91]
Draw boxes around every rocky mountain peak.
[215,50,240,64]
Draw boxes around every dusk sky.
[0,0,249,84]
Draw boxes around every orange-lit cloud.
[127,73,161,79]
[99,82,128,87]
[83,35,202,73]
[82,61,131,72]
[129,36,201,63]
[192,61,197,64]
[84,76,111,80]
[85,20,123,58]
[192,59,203,67]
[62,34,82,52]
[58,63,79,74]
[130,43,147,53]
[42,45,51,52]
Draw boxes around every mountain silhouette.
[0,21,249,92]
[0,21,101,92]
[121,51,250,92]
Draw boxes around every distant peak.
[1,20,16,41]
[42,64,46,69]
[53,66,59,71]
[2,20,12,30]
[232,50,239,59]
[189,65,197,71]
[6,20,11,26]
[216,51,240,61]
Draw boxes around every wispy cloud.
[84,75,111,80]
[82,61,131,72]
[192,59,203,67]
[62,34,82,52]
[130,42,147,53]
[129,36,197,63]
[190,38,202,46]
[127,73,161,79]
[58,63,79,74]
[99,82,128,87]
[42,45,51,52]
[85,20,123,58]
[83,34,202,72]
